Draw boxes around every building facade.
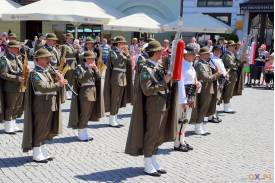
[1,0,273,46]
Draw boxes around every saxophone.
[97,48,106,74]
[20,50,29,92]
[58,46,71,75]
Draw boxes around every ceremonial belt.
[81,82,95,87]
[34,91,57,96]
[4,56,21,74]
[113,67,126,72]
[32,72,57,96]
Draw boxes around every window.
[66,24,101,39]
[197,0,233,7]
[206,13,232,26]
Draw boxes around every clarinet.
[48,65,78,96]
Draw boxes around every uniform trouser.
[4,92,24,121]
[223,81,237,104]
[193,93,213,123]
[110,84,125,115]
[207,83,218,116]
[144,110,168,157]
[33,112,54,147]
[78,99,95,129]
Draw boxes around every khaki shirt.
[140,60,168,112]
[195,59,217,94]
[75,63,100,101]
[109,48,130,87]
[0,53,24,92]
[31,65,60,112]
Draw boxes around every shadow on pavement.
[157,148,174,155]
[50,136,78,144]
[185,131,198,137]
[117,113,132,119]
[87,123,110,129]
[0,156,32,168]
[75,167,144,183]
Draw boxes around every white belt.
[34,91,57,96]
[81,83,95,87]
[113,67,126,72]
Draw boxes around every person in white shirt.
[174,46,201,152]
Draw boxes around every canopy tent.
[2,0,123,37]
[103,13,166,33]
[162,13,233,34]
[0,0,21,19]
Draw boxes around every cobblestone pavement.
[0,87,273,183]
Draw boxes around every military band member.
[0,40,25,134]
[125,40,178,177]
[191,47,222,135]
[61,33,78,99]
[43,33,60,68]
[207,45,224,123]
[104,36,132,128]
[68,51,103,141]
[222,40,238,113]
[233,41,245,96]
[22,48,66,163]
[174,46,200,152]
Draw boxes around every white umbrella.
[0,0,21,19]
[2,0,123,37]
[103,13,166,33]
[162,13,233,34]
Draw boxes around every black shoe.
[223,111,236,114]
[184,141,193,151]
[144,171,161,177]
[108,124,122,128]
[174,144,189,152]
[33,159,48,163]
[47,157,54,161]
[4,131,16,135]
[216,117,222,122]
[157,169,167,174]
[208,117,220,123]
[79,137,94,142]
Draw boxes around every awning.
[1,0,123,24]
[162,13,233,34]
[103,13,166,33]
[240,0,274,13]
[0,0,21,19]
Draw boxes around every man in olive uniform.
[81,37,100,61]
[43,33,60,68]
[222,40,238,113]
[0,40,25,134]
[207,45,224,123]
[233,41,245,96]
[104,36,132,128]
[22,48,66,163]
[61,33,78,99]
[125,40,178,177]
[68,51,103,141]
[191,47,222,135]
